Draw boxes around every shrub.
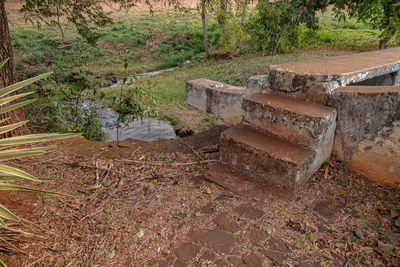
[248,0,323,54]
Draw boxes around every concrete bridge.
[186,47,400,193]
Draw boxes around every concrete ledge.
[186,78,245,125]
[268,47,400,92]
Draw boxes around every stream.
[105,59,192,88]
[84,60,195,142]
[97,107,176,142]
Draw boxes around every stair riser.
[220,133,315,191]
[243,98,336,151]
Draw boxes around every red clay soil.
[0,129,399,266]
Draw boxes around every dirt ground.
[0,127,399,266]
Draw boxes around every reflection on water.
[98,107,176,142]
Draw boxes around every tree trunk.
[241,0,248,24]
[379,28,395,50]
[220,0,228,38]
[201,0,209,57]
[0,0,29,137]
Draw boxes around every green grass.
[297,12,381,51]
[11,11,221,83]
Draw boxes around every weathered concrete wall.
[186,79,245,125]
[394,71,400,86]
[330,86,400,190]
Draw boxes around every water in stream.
[106,59,192,88]
[84,59,196,142]
[98,107,176,142]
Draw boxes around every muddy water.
[98,107,176,142]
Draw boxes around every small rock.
[145,184,157,194]
[237,253,264,266]
[213,213,240,233]
[260,251,286,264]
[198,203,216,215]
[234,203,264,220]
[162,249,171,255]
[354,227,364,239]
[361,246,374,254]
[390,209,400,219]
[382,232,399,245]
[378,240,394,252]
[198,229,236,255]
[314,199,336,219]
[395,218,400,228]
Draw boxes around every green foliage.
[331,0,400,47]
[297,13,380,50]
[26,71,107,141]
[20,0,141,44]
[219,10,251,54]
[150,21,220,67]
[248,0,323,53]
[111,64,160,142]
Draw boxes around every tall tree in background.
[0,0,29,136]
[200,0,210,56]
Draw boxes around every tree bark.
[201,0,209,57]
[220,0,227,38]
[0,0,29,137]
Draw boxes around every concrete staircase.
[207,93,337,193]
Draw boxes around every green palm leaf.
[0,92,35,107]
[0,120,28,136]
[0,117,10,125]
[0,147,54,161]
[0,58,9,69]
[0,204,20,223]
[0,165,42,182]
[0,183,75,197]
[0,99,37,116]
[0,72,52,98]
[0,133,79,146]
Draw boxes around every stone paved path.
[147,195,342,267]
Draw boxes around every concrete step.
[220,125,316,191]
[243,93,336,152]
[186,79,245,125]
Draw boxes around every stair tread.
[244,93,335,118]
[223,125,315,165]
